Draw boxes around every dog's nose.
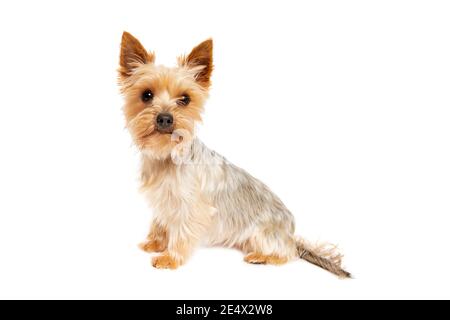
[156,113,174,132]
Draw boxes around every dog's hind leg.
[241,225,297,266]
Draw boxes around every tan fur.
[152,252,179,269]
[178,39,213,88]
[121,63,207,159]
[118,32,350,278]
[244,253,288,265]
[139,222,168,253]
[119,32,155,79]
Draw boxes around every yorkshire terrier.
[118,32,350,278]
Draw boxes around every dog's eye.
[177,94,190,106]
[141,90,153,103]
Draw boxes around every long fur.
[297,239,351,278]
[118,31,350,277]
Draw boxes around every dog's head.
[118,32,213,159]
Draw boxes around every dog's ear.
[179,39,213,88]
[119,31,155,78]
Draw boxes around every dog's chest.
[141,160,197,206]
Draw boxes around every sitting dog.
[118,32,350,278]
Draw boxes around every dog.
[118,32,350,278]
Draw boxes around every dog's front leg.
[139,221,168,253]
[151,200,215,269]
[151,236,196,269]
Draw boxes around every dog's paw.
[152,254,179,269]
[244,252,287,265]
[244,252,267,264]
[139,240,165,253]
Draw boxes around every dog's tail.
[297,238,351,279]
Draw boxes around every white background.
[0,0,449,300]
